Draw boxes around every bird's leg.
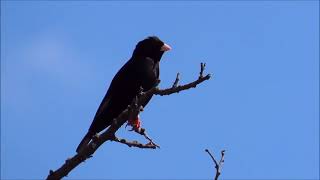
[127,114,141,131]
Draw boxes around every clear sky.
[1,1,319,179]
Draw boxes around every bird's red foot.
[127,115,141,131]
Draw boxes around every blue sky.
[1,1,319,179]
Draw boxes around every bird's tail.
[76,131,93,153]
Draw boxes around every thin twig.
[133,128,160,148]
[205,149,226,180]
[155,63,210,96]
[200,63,206,78]
[154,74,210,96]
[112,136,157,149]
[172,72,180,88]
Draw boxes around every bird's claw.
[127,115,141,131]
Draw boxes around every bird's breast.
[135,60,159,91]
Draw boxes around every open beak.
[160,43,172,51]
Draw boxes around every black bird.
[76,36,171,153]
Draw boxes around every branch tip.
[205,148,225,180]
[49,170,54,175]
[200,62,206,78]
[172,72,180,88]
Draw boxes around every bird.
[76,36,171,153]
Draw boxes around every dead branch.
[112,136,157,149]
[46,63,211,180]
[133,127,160,148]
[205,149,226,180]
[172,72,180,88]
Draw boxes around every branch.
[112,136,157,149]
[46,63,211,180]
[200,62,206,78]
[133,128,160,148]
[172,72,180,88]
[47,107,132,180]
[205,149,226,180]
[140,64,211,99]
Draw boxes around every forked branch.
[205,149,226,180]
[46,63,211,180]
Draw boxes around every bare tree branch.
[111,136,157,149]
[200,62,206,78]
[133,127,160,148]
[154,74,211,96]
[205,149,226,180]
[172,72,180,88]
[46,63,211,180]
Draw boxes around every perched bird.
[76,36,171,153]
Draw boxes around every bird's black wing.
[136,57,160,107]
[93,60,134,121]
[76,60,135,153]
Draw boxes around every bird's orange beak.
[160,43,172,51]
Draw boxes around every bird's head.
[133,36,171,61]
